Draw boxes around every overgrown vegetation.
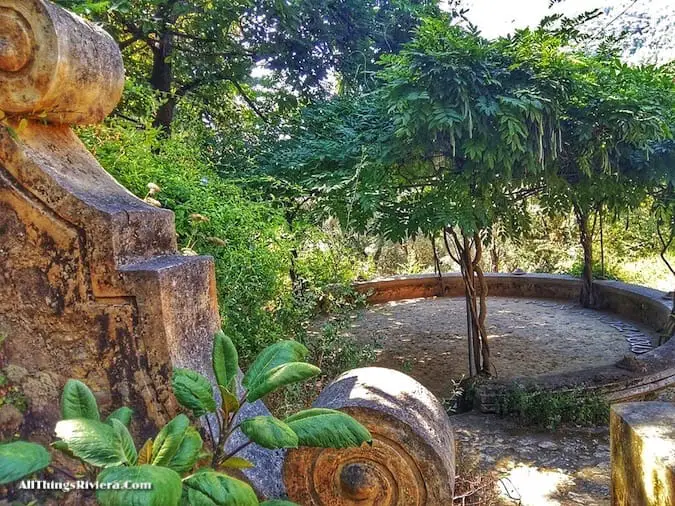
[495,386,610,430]
[0,331,372,505]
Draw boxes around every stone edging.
[353,273,675,412]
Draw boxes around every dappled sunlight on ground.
[343,296,655,398]
[498,462,573,505]
[453,412,612,505]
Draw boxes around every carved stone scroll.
[283,367,456,505]
[0,0,220,435]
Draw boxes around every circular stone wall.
[352,274,675,412]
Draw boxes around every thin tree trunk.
[444,229,476,376]
[490,241,500,273]
[431,234,442,280]
[445,228,490,376]
[150,32,175,133]
[575,204,596,308]
[473,233,491,375]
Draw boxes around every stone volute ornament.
[284,368,456,505]
[0,0,124,123]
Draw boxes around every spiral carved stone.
[284,368,455,505]
[0,0,124,124]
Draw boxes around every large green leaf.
[285,409,372,449]
[106,407,133,427]
[246,363,320,402]
[240,416,298,450]
[61,379,99,420]
[167,426,202,473]
[96,464,182,506]
[54,418,125,467]
[172,369,217,417]
[110,418,137,465]
[182,470,258,506]
[212,330,239,390]
[243,341,308,390]
[0,441,51,485]
[151,414,190,466]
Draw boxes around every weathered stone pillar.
[284,367,455,505]
[611,402,675,506]
[0,0,220,435]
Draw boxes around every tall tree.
[268,18,563,376]
[55,0,439,132]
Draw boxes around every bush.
[495,385,609,430]
[78,122,293,358]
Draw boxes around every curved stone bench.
[354,273,675,412]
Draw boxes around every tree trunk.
[150,32,175,133]
[285,210,302,296]
[473,234,491,375]
[444,228,490,376]
[575,204,597,308]
[490,240,499,272]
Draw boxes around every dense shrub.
[78,122,292,358]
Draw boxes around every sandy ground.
[343,296,659,399]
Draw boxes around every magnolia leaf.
[219,457,254,470]
[97,465,182,506]
[61,379,100,420]
[212,331,238,390]
[218,386,239,414]
[183,470,258,506]
[110,418,137,465]
[151,414,190,466]
[243,341,309,391]
[246,362,320,402]
[106,407,133,427]
[241,416,298,450]
[54,419,125,467]
[172,369,217,417]
[166,426,202,474]
[285,409,372,449]
[137,439,153,465]
[0,442,51,485]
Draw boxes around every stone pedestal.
[611,402,675,506]
[0,0,220,435]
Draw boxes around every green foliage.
[182,470,258,506]
[78,123,292,359]
[240,416,298,450]
[285,409,373,448]
[246,363,321,403]
[54,418,130,468]
[61,379,100,421]
[106,407,134,427]
[243,341,309,391]
[0,442,51,485]
[0,330,370,505]
[496,386,609,430]
[172,369,218,417]
[166,427,203,474]
[150,415,191,467]
[96,465,183,506]
[213,331,239,392]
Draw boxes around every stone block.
[611,402,675,506]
